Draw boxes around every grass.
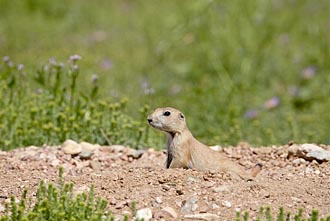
[0,0,329,148]
[0,56,151,150]
[0,167,117,221]
[1,168,329,221]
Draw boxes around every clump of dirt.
[1,142,330,220]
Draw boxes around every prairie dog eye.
[163,111,171,116]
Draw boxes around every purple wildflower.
[3,56,10,63]
[69,54,82,62]
[101,59,112,70]
[301,66,316,79]
[17,64,24,71]
[263,96,280,109]
[244,109,259,119]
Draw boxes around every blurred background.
[0,0,329,150]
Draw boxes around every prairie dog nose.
[147,116,153,123]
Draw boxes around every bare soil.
[1,143,330,220]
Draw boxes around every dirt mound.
[1,143,330,220]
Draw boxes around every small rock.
[199,205,209,213]
[292,158,306,166]
[98,146,113,153]
[50,159,60,167]
[110,145,126,153]
[187,176,200,183]
[184,213,220,220]
[0,151,7,158]
[181,196,199,213]
[113,215,125,221]
[62,139,82,155]
[291,197,302,203]
[47,153,57,161]
[39,153,47,161]
[18,149,38,161]
[115,201,129,209]
[222,200,232,208]
[154,207,178,220]
[80,142,98,152]
[74,185,90,196]
[204,181,215,188]
[135,208,152,221]
[305,167,314,174]
[130,149,145,159]
[297,144,330,162]
[162,185,171,191]
[155,196,163,204]
[0,203,5,213]
[79,150,93,160]
[211,203,219,209]
[90,161,101,171]
[287,144,299,158]
[212,185,230,193]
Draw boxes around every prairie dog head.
[147,107,186,134]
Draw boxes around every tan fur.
[147,107,262,180]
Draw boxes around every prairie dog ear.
[179,112,185,120]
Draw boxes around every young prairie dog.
[147,107,262,180]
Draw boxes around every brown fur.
[147,107,262,180]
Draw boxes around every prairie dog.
[147,107,261,180]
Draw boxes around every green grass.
[0,0,329,150]
[0,57,151,150]
[0,167,117,221]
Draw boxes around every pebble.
[184,213,220,220]
[305,167,314,174]
[204,181,215,188]
[50,159,60,167]
[39,152,47,161]
[74,185,90,196]
[292,158,306,166]
[222,200,232,208]
[110,145,126,153]
[115,201,128,209]
[211,203,219,209]
[155,196,163,204]
[98,146,114,153]
[18,149,38,161]
[287,144,300,158]
[130,149,145,159]
[90,161,101,171]
[187,176,200,183]
[0,203,5,213]
[114,215,125,221]
[181,196,199,213]
[80,142,98,152]
[161,206,178,218]
[62,139,82,155]
[297,144,330,162]
[79,150,94,160]
[212,185,230,193]
[135,208,152,221]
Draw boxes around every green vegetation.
[0,56,151,150]
[1,0,329,150]
[1,169,329,220]
[236,207,330,221]
[0,168,117,221]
